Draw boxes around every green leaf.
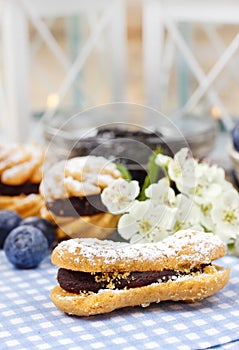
[138,146,162,201]
[116,163,132,181]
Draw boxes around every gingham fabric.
[0,251,239,350]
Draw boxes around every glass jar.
[43,103,217,184]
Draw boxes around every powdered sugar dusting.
[55,229,225,268]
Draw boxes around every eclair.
[0,143,45,217]
[50,229,230,316]
[40,156,122,241]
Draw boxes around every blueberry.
[0,210,22,248]
[3,226,48,269]
[232,122,239,152]
[19,217,56,249]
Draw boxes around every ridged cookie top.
[0,143,44,185]
[51,229,226,272]
[40,156,121,200]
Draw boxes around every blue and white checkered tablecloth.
[0,251,239,350]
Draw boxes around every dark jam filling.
[46,195,107,217]
[0,181,39,196]
[57,267,207,294]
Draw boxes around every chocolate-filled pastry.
[50,229,230,316]
[40,156,122,241]
[0,143,45,217]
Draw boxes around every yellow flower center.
[201,203,212,215]
[115,194,127,204]
[139,220,151,233]
[173,162,182,177]
[195,184,203,196]
[174,220,184,232]
[223,210,236,224]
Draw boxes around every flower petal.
[129,200,151,219]
[118,214,138,240]
[155,154,171,167]
[222,189,239,208]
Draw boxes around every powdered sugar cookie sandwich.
[0,143,45,217]
[50,229,230,316]
[40,156,122,240]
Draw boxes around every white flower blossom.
[167,148,196,193]
[101,147,239,256]
[186,162,232,204]
[173,194,204,232]
[199,200,215,232]
[101,178,140,214]
[211,189,239,243]
[118,200,176,243]
[145,178,175,206]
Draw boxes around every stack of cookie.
[40,156,122,241]
[0,143,45,217]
